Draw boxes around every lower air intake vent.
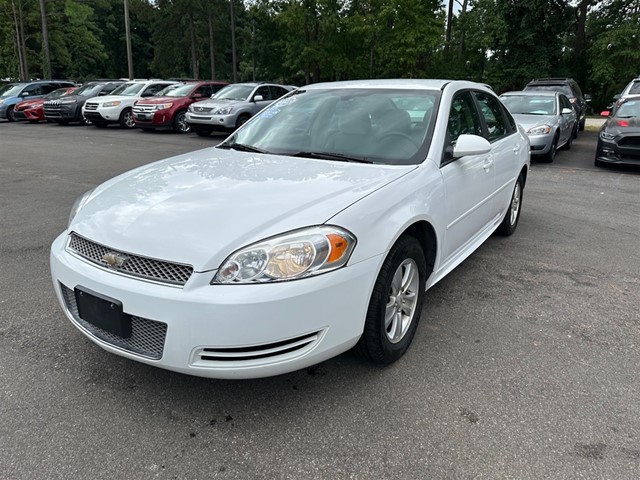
[195,331,322,364]
[60,283,167,360]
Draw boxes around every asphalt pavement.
[1,121,639,479]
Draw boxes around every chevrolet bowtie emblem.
[101,252,128,268]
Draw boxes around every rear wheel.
[496,173,524,236]
[119,108,135,128]
[173,111,191,133]
[355,235,426,365]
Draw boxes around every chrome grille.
[60,284,167,360]
[192,106,213,113]
[84,102,98,111]
[133,105,155,114]
[68,233,193,286]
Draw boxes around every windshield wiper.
[289,151,373,164]
[217,143,268,154]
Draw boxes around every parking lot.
[1,122,639,479]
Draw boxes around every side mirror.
[20,91,30,97]
[453,134,492,158]
[584,94,592,102]
[253,95,264,102]
[600,110,610,117]
[98,91,109,96]
[561,108,573,115]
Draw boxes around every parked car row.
[0,79,76,121]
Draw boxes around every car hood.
[136,96,187,105]
[91,94,136,104]
[512,114,556,131]
[604,118,640,135]
[17,99,44,109]
[71,149,416,271]
[195,98,243,109]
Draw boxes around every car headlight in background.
[103,101,121,108]
[214,106,233,115]
[527,125,552,135]
[68,188,95,228]
[153,103,173,110]
[599,131,616,141]
[213,226,357,284]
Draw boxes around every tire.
[542,136,558,163]
[193,127,212,137]
[173,111,191,133]
[6,106,16,122]
[235,114,250,130]
[578,118,585,132]
[562,131,572,150]
[355,235,426,365]
[496,173,524,236]
[79,112,92,126]
[572,123,578,139]
[119,108,135,128]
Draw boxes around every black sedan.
[596,96,640,167]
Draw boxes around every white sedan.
[50,79,530,379]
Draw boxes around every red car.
[13,87,77,122]
[133,81,228,133]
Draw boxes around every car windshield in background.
[501,95,557,115]
[615,100,640,118]
[73,84,102,96]
[526,85,573,97]
[45,88,72,100]
[213,84,254,101]
[110,83,144,96]
[222,88,439,166]
[0,84,24,98]
[158,84,195,97]
[629,82,640,95]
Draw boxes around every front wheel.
[173,111,191,133]
[542,136,558,163]
[119,108,135,128]
[6,106,16,122]
[235,114,250,130]
[355,235,426,365]
[496,173,524,236]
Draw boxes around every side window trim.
[471,90,516,143]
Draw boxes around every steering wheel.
[379,131,419,148]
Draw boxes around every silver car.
[185,82,293,137]
[500,91,577,162]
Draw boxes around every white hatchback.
[51,79,530,379]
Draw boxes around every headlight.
[214,106,233,115]
[600,131,615,141]
[68,189,94,228]
[527,125,552,135]
[59,99,77,104]
[212,226,357,284]
[153,103,173,110]
[0,99,4,105]
[103,101,121,107]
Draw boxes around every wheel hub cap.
[384,259,419,344]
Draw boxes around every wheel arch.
[397,220,437,281]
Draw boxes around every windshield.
[501,95,557,115]
[110,82,144,96]
[615,99,640,118]
[221,88,440,165]
[0,84,25,98]
[156,84,194,97]
[213,84,254,101]
[74,83,102,96]
[45,88,74,100]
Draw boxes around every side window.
[560,95,572,112]
[42,83,59,94]
[447,91,483,144]
[195,85,213,97]
[23,84,43,96]
[102,84,119,95]
[144,84,168,96]
[474,92,510,142]
[211,84,226,94]
[254,86,272,101]
[270,86,288,99]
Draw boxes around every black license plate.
[74,287,131,338]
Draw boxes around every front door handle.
[483,157,494,172]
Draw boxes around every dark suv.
[44,80,124,125]
[524,78,588,133]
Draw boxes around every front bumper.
[527,133,554,155]
[44,104,78,121]
[84,105,122,124]
[186,111,236,130]
[597,137,640,166]
[133,111,173,128]
[50,232,380,379]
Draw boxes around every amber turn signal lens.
[327,233,349,264]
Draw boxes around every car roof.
[304,79,451,90]
[501,90,559,97]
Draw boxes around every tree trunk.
[16,0,29,80]
[189,9,198,79]
[230,0,237,82]
[124,0,134,79]
[11,0,25,80]
[458,0,468,56]
[444,0,454,55]
[574,0,591,58]
[39,0,51,79]
[208,12,215,80]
